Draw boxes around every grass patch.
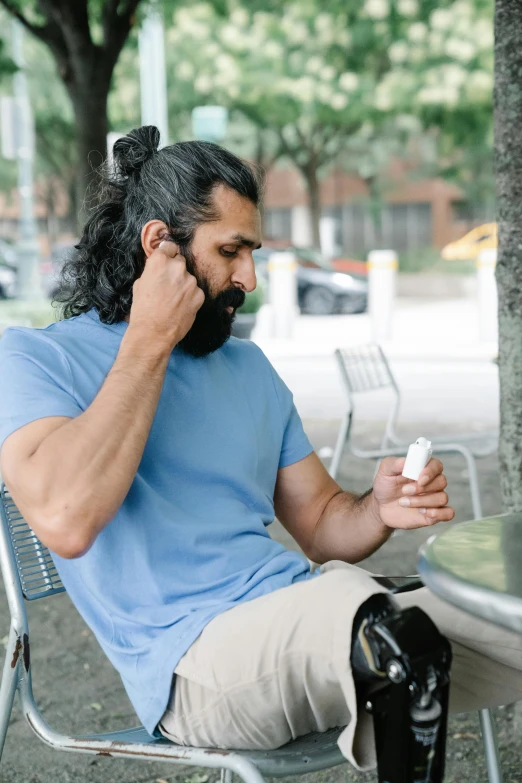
[0,299,58,328]
[398,247,475,275]
[428,258,476,275]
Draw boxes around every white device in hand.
[402,437,433,481]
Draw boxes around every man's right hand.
[128,240,205,351]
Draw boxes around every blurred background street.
[254,296,499,433]
[0,0,513,781]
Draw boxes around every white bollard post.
[477,248,498,343]
[319,216,337,260]
[367,249,398,342]
[291,205,313,247]
[268,251,298,339]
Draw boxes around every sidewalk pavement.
[267,354,500,427]
[251,298,500,429]
[252,297,497,362]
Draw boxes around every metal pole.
[139,2,169,147]
[11,20,41,300]
[479,708,503,783]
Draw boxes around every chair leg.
[221,769,233,783]
[462,449,483,520]
[479,708,503,783]
[0,625,21,760]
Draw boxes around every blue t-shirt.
[0,309,315,736]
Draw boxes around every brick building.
[0,160,484,261]
[263,162,479,258]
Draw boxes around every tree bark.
[301,161,322,250]
[69,85,110,227]
[495,0,522,510]
[364,175,384,248]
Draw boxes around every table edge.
[418,550,522,635]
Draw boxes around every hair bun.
[112,125,160,177]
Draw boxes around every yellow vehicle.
[441,222,497,261]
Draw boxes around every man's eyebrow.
[229,233,262,250]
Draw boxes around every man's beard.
[177,247,246,358]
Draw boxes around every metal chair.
[328,343,502,783]
[329,344,498,519]
[0,484,349,782]
[0,486,503,783]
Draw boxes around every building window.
[264,208,292,241]
[388,203,432,252]
[453,201,494,224]
[340,202,432,256]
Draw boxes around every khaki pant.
[158,562,522,771]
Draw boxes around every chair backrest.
[0,484,65,601]
[334,344,397,396]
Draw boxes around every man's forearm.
[310,488,392,564]
[25,327,171,555]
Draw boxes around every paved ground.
[2,419,520,783]
[253,299,500,428]
[271,354,499,427]
[253,297,498,362]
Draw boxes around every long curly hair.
[55,126,262,324]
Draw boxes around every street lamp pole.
[12,19,41,300]
[139,1,169,147]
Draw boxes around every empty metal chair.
[327,343,502,783]
[330,344,498,520]
[0,484,349,782]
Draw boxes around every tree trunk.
[365,175,384,248]
[0,0,140,231]
[495,0,522,511]
[70,85,110,230]
[302,162,322,250]
[67,179,78,235]
[44,180,58,250]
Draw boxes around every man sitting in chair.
[0,126,521,773]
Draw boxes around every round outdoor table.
[418,513,522,634]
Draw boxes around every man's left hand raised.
[372,457,455,530]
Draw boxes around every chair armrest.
[350,442,476,461]
[385,431,498,458]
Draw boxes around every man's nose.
[231,255,257,293]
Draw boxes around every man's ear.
[141,220,171,258]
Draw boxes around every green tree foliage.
[386,0,494,216]
[0,38,16,78]
[24,37,77,238]
[0,0,494,243]
[166,0,493,247]
[0,17,18,206]
[0,19,84,235]
[0,0,145,225]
